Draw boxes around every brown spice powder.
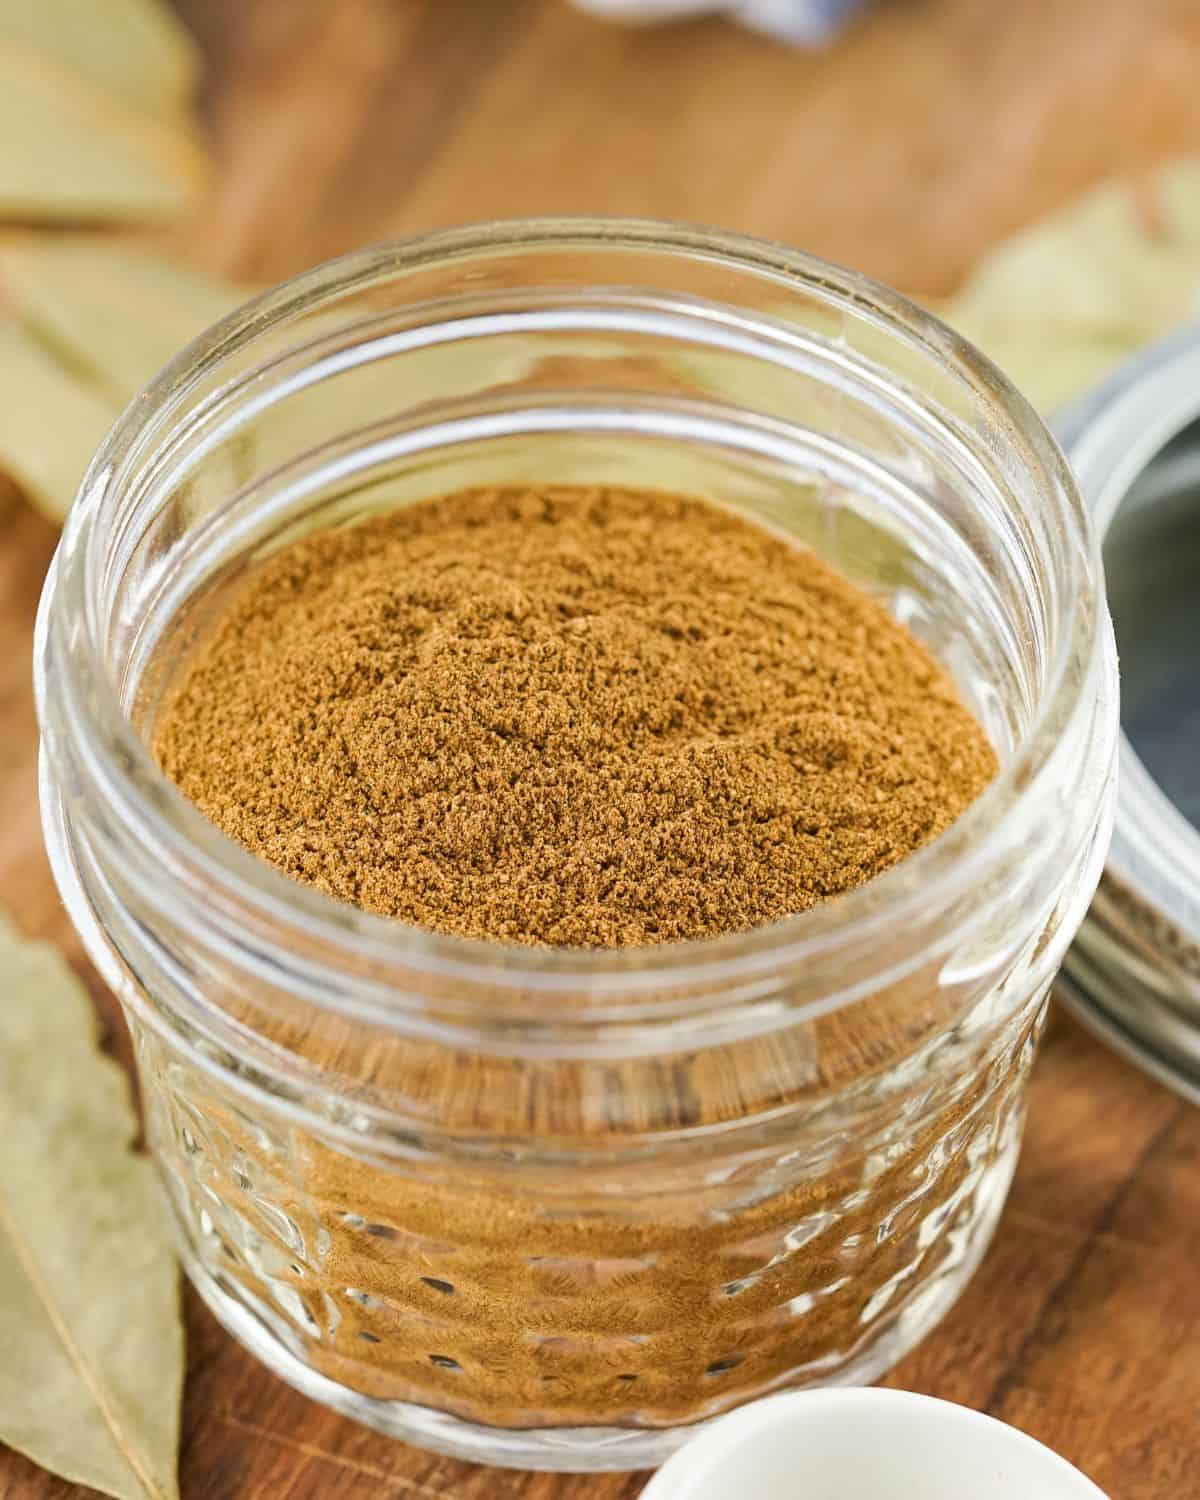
[154,484,996,945]
[150,484,1010,1432]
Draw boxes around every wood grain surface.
[3,1,1200,1496]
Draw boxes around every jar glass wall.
[35,220,1118,1472]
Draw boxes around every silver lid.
[1056,327,1200,1103]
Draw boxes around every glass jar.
[35,219,1118,1472]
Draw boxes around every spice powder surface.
[154,484,997,944]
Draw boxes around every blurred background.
[2,0,1199,520]
[178,0,1199,294]
[7,0,1199,531]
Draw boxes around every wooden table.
[4,2,1200,1495]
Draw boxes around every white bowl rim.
[639,1388,1110,1500]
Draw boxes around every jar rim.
[38,216,1112,1007]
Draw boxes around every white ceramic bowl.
[640,1389,1109,1500]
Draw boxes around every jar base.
[175,1131,1018,1473]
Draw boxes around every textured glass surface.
[139,992,1039,1433]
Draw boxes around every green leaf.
[0,319,119,519]
[933,159,1200,410]
[0,0,200,121]
[0,238,254,402]
[0,42,207,224]
[0,913,183,1500]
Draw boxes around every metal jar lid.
[1055,326,1200,1104]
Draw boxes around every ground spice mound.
[154,485,997,945]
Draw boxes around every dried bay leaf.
[0,0,200,122]
[0,241,252,518]
[933,159,1200,410]
[0,912,183,1500]
[0,43,207,224]
[0,238,254,401]
[0,320,119,519]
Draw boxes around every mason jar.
[34,219,1118,1472]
